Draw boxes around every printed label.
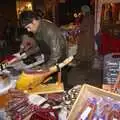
[78,106,92,120]
[28,94,47,105]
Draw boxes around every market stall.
[0,67,120,119]
[94,0,120,54]
[1,83,120,120]
[94,0,120,35]
[61,23,80,57]
[0,55,74,119]
[93,0,120,92]
[0,3,120,118]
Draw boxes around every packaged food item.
[29,108,58,120]
[77,97,97,120]
[92,98,105,120]
[108,103,120,120]
[96,97,113,120]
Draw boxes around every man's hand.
[13,52,27,60]
[20,39,33,52]
[13,53,21,60]
[20,35,37,53]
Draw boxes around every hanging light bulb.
[27,3,32,9]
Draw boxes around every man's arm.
[40,32,63,69]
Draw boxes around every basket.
[67,84,120,120]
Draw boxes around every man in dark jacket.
[19,10,67,69]
[19,10,69,89]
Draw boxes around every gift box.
[68,84,120,120]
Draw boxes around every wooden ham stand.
[27,71,64,94]
[16,56,74,94]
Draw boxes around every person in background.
[73,5,95,68]
[95,30,101,55]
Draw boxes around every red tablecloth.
[0,55,15,63]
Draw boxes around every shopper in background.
[73,5,95,68]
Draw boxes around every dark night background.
[0,0,91,31]
[58,0,90,25]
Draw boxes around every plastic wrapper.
[94,97,113,119]
[62,85,81,112]
[6,89,63,120]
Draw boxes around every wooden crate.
[68,84,120,120]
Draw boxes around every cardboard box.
[68,84,120,120]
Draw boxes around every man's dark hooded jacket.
[34,19,67,68]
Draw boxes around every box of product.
[68,84,120,120]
